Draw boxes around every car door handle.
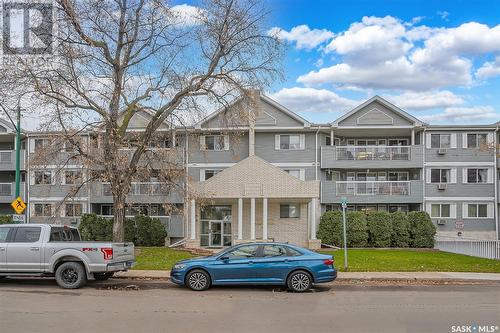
[30,247,40,251]
[0,247,5,252]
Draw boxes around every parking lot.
[1,278,499,333]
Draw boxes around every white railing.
[101,182,169,196]
[435,237,500,260]
[0,151,12,164]
[336,181,410,196]
[0,183,12,196]
[336,146,411,161]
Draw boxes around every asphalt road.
[1,278,499,333]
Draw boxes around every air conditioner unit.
[437,183,447,190]
[437,148,447,155]
[437,220,446,225]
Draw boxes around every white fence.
[435,237,500,260]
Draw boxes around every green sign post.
[15,105,21,198]
[340,197,348,271]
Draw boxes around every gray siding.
[430,202,496,233]
[339,101,414,126]
[255,132,316,163]
[30,184,88,198]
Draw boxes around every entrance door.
[200,205,232,248]
[209,221,222,247]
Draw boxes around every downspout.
[494,125,499,240]
[26,135,30,224]
[184,130,189,241]
[422,128,426,214]
[315,126,320,181]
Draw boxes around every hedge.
[366,211,392,247]
[317,210,435,248]
[0,215,13,225]
[390,211,410,247]
[408,211,436,248]
[78,213,167,246]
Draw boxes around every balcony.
[90,182,184,203]
[0,150,26,170]
[0,182,26,203]
[320,145,423,168]
[321,180,423,204]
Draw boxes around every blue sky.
[258,0,500,124]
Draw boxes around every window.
[278,134,302,150]
[101,205,114,216]
[467,204,488,218]
[284,169,303,180]
[34,138,50,151]
[225,245,259,259]
[34,171,52,185]
[388,171,409,181]
[65,203,83,217]
[50,227,81,242]
[262,245,288,257]
[280,204,300,218]
[148,135,172,149]
[203,169,222,181]
[430,134,451,148]
[431,169,450,183]
[467,134,487,148]
[0,227,12,242]
[389,205,409,213]
[13,227,41,243]
[325,136,331,146]
[64,170,83,185]
[467,168,488,183]
[202,135,227,151]
[431,204,451,218]
[34,203,52,217]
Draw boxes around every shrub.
[408,211,436,248]
[0,215,13,224]
[366,211,392,247]
[347,212,368,247]
[78,213,167,246]
[390,212,410,247]
[317,211,343,246]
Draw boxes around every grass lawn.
[320,249,500,273]
[132,247,500,273]
[133,247,196,270]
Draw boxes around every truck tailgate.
[112,242,135,262]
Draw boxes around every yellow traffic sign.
[11,196,26,214]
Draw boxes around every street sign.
[455,221,464,230]
[12,214,25,223]
[11,196,26,214]
[340,196,348,209]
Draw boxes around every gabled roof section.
[194,92,311,129]
[0,117,16,134]
[331,95,426,127]
[194,155,319,198]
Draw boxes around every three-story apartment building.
[10,93,500,248]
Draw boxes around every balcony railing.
[336,146,411,161]
[0,183,11,196]
[0,151,12,164]
[101,182,170,196]
[336,181,411,196]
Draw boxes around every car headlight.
[173,264,186,270]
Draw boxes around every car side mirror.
[220,256,229,261]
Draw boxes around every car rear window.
[0,227,12,242]
[13,227,41,243]
[286,247,302,257]
[50,227,81,241]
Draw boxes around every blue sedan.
[170,242,337,292]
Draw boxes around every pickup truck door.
[0,227,14,270]
[6,226,42,272]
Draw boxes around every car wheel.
[186,269,211,291]
[94,272,114,281]
[55,262,87,289]
[287,270,312,293]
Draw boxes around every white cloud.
[437,11,450,21]
[296,17,500,91]
[268,25,334,50]
[476,56,500,79]
[269,87,359,113]
[170,4,204,26]
[384,91,464,110]
[420,106,498,122]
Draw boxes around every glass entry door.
[200,205,232,248]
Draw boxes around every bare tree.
[2,0,282,241]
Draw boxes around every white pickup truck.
[0,224,135,289]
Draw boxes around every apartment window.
[467,168,488,184]
[430,134,451,148]
[388,171,409,181]
[389,205,409,213]
[65,203,83,217]
[203,169,222,181]
[34,171,52,185]
[280,204,300,218]
[431,204,451,218]
[277,134,302,150]
[34,138,50,151]
[202,135,228,151]
[101,205,114,216]
[64,170,83,185]
[284,169,303,180]
[467,134,487,148]
[431,169,450,183]
[148,135,172,149]
[467,204,488,218]
[325,136,331,146]
[34,203,52,217]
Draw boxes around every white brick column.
[310,198,317,239]
[250,198,256,240]
[262,198,268,240]
[190,199,196,240]
[238,198,243,240]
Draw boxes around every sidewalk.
[115,270,500,282]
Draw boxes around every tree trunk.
[112,193,126,242]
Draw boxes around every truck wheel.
[55,262,87,289]
[94,272,114,281]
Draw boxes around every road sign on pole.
[340,197,348,271]
[11,196,26,215]
[12,214,25,223]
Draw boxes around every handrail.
[335,145,412,161]
[335,180,411,196]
